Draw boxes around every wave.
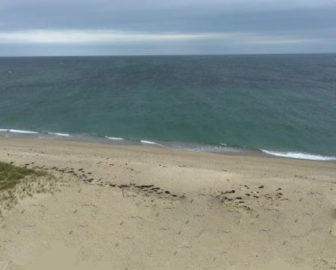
[8,129,39,134]
[140,140,163,146]
[48,132,71,137]
[1,127,335,161]
[261,149,336,161]
[105,136,124,141]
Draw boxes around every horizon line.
[1,52,336,58]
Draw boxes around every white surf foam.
[105,136,124,141]
[48,132,71,137]
[8,129,38,134]
[261,149,336,161]
[0,129,9,132]
[140,140,163,146]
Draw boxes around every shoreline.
[1,130,336,162]
[0,136,335,269]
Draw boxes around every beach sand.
[0,137,335,269]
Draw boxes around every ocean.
[0,54,335,161]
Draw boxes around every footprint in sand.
[330,222,336,236]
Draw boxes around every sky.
[0,0,335,56]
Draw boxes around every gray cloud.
[0,0,335,55]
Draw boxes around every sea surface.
[0,54,335,161]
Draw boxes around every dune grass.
[0,161,46,191]
[0,161,54,216]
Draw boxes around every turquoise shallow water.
[0,54,335,160]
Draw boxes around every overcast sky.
[0,0,335,56]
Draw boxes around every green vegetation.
[0,161,46,191]
[0,161,55,216]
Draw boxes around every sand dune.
[0,137,335,269]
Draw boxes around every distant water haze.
[0,54,335,160]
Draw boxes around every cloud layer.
[0,0,335,55]
[0,30,322,45]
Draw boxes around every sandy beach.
[0,137,335,269]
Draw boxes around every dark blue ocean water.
[0,54,335,160]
